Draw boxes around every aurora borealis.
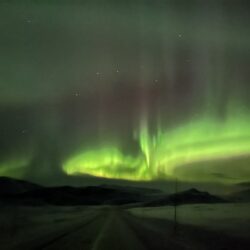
[64,106,250,182]
[1,0,250,186]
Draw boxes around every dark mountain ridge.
[0,176,41,195]
[228,188,250,202]
[0,177,226,206]
[143,188,226,207]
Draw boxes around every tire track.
[90,208,147,250]
[13,209,104,250]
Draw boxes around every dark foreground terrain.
[0,177,249,250]
[0,205,250,250]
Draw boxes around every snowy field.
[0,204,249,250]
[130,202,250,239]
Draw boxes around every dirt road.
[3,206,249,250]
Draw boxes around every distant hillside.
[99,184,163,195]
[0,176,41,195]
[143,188,225,207]
[229,189,250,202]
[0,177,162,206]
[0,177,226,207]
[17,185,151,206]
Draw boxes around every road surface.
[1,206,249,250]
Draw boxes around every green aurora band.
[0,157,32,179]
[63,105,250,182]
[0,1,250,185]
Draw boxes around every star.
[25,18,32,23]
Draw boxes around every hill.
[0,176,41,195]
[143,188,225,207]
[0,177,226,207]
[229,189,250,202]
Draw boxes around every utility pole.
[174,177,178,234]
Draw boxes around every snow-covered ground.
[0,204,249,250]
[130,202,250,239]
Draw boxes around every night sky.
[1,0,250,188]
